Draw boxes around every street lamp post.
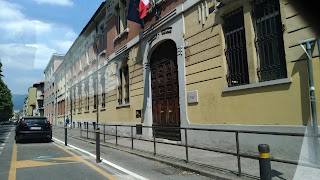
[300,38,319,164]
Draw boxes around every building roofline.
[59,2,106,67]
[44,53,65,73]
[33,81,45,87]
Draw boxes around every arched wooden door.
[150,40,181,141]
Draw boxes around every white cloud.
[51,40,74,53]
[0,1,23,21]
[0,0,78,94]
[0,43,55,70]
[26,44,56,69]
[0,1,56,40]
[0,0,77,70]
[32,0,74,7]
[64,31,77,39]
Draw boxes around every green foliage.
[0,60,3,77]
[0,61,13,121]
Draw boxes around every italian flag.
[139,0,150,19]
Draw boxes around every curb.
[53,129,255,180]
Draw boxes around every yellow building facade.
[183,0,319,127]
[45,0,320,154]
[27,87,36,116]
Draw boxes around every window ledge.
[116,103,130,109]
[113,28,129,43]
[100,108,106,112]
[84,110,89,114]
[92,109,97,112]
[222,78,292,92]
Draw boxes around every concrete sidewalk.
[53,126,299,180]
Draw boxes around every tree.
[0,59,3,78]
[0,60,13,122]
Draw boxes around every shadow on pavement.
[16,139,53,144]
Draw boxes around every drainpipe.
[300,38,319,163]
[93,19,99,128]
[318,37,320,59]
[64,66,67,128]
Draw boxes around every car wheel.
[16,138,21,144]
[47,138,52,143]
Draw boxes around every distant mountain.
[12,94,27,110]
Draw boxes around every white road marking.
[53,137,148,180]
[0,141,5,156]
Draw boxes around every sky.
[0,0,105,94]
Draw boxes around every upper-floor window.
[96,24,106,53]
[223,8,249,87]
[122,0,127,30]
[253,0,286,82]
[100,25,106,50]
[78,84,82,112]
[116,0,127,35]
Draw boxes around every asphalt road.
[0,125,211,180]
[0,125,143,180]
[0,125,14,180]
[53,129,212,180]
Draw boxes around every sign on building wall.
[187,90,198,104]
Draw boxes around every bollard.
[258,144,271,180]
[96,128,101,163]
[80,122,82,137]
[93,122,96,130]
[64,125,67,146]
[86,122,89,139]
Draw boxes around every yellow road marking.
[39,156,79,161]
[54,143,116,180]
[15,160,79,168]
[9,143,115,180]
[9,143,17,180]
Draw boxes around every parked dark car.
[15,116,52,143]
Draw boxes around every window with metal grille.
[223,8,249,87]
[117,62,129,105]
[73,87,76,113]
[253,0,287,82]
[101,76,106,108]
[93,79,97,110]
[85,81,89,111]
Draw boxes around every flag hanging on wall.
[127,0,141,24]
[139,0,150,19]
